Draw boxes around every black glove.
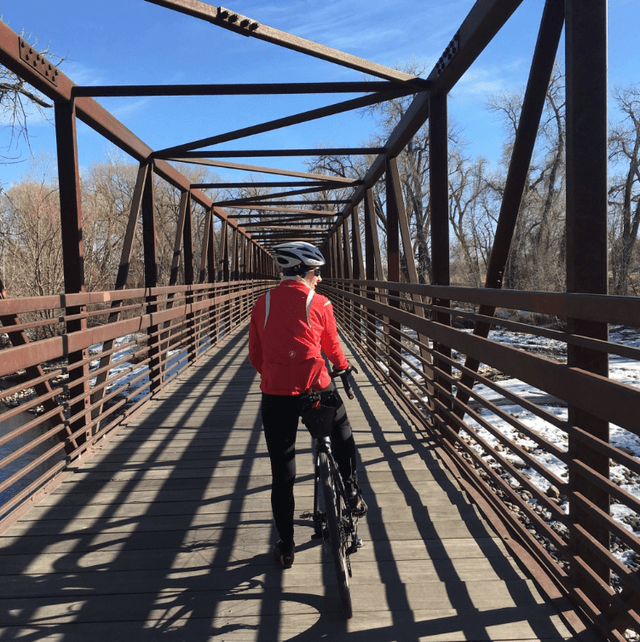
[331,364,358,377]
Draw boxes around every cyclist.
[249,241,367,569]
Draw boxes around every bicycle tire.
[319,451,353,619]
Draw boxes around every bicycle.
[299,366,362,619]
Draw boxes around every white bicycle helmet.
[272,241,326,269]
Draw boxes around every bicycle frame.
[310,436,361,552]
[299,366,361,618]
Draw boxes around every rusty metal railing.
[325,277,640,642]
[0,279,273,530]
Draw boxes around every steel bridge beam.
[145,0,429,88]
[565,0,611,609]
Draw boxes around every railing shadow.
[0,328,590,641]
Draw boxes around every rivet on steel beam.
[228,13,238,23]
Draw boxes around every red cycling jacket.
[249,278,349,395]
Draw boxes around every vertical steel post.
[199,207,212,284]
[164,191,187,366]
[230,227,239,326]
[54,98,89,446]
[352,205,365,343]
[335,225,344,280]
[342,215,353,332]
[239,235,247,321]
[385,158,403,382]
[565,0,610,604]
[169,191,189,287]
[364,188,383,358]
[219,219,229,282]
[207,213,216,283]
[231,227,239,281]
[182,193,197,363]
[388,156,435,405]
[183,193,194,286]
[429,92,452,422]
[141,162,161,393]
[220,221,230,335]
[364,188,383,281]
[343,215,353,280]
[198,206,214,349]
[206,212,218,345]
[352,205,364,281]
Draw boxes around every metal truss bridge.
[0,2,637,640]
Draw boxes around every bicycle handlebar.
[330,365,358,400]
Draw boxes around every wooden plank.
[0,328,592,641]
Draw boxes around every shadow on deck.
[0,328,597,641]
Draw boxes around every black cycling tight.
[261,382,356,545]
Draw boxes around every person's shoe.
[273,539,295,569]
[345,479,368,517]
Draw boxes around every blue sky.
[0,0,639,187]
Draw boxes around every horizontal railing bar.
[324,284,640,432]
[331,278,640,327]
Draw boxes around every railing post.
[231,226,239,327]
[351,204,365,344]
[385,157,403,384]
[342,215,353,333]
[201,208,218,347]
[429,92,452,424]
[335,224,344,280]
[565,0,610,609]
[219,219,229,282]
[55,98,89,447]
[220,220,230,337]
[141,161,161,394]
[239,235,248,322]
[364,188,383,359]
[182,192,196,364]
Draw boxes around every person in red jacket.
[249,241,366,569]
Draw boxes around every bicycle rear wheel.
[319,451,353,619]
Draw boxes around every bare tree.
[449,152,495,287]
[0,36,61,165]
[609,85,640,295]
[486,67,567,292]
[0,162,63,337]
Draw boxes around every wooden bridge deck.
[0,328,596,641]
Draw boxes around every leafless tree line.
[1,61,640,306]
[0,157,222,304]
